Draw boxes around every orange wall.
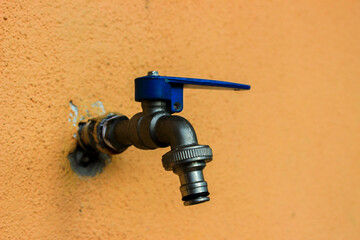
[1,0,360,239]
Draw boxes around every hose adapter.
[162,145,213,206]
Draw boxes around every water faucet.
[75,71,250,206]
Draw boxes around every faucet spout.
[155,115,213,206]
[155,115,198,149]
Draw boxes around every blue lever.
[135,72,251,113]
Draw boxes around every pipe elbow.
[155,115,198,149]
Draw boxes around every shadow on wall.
[68,145,110,177]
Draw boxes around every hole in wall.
[68,145,111,177]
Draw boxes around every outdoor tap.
[76,71,250,206]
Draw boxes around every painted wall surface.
[1,0,360,239]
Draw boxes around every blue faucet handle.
[165,76,251,90]
[135,72,251,113]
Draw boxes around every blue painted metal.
[135,75,251,113]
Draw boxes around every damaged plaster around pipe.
[68,100,111,177]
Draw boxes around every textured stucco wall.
[1,0,360,239]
